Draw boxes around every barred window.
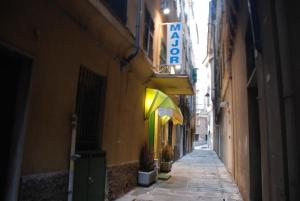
[143,7,154,61]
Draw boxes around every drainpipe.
[120,0,142,68]
[202,23,215,64]
[115,0,142,159]
[67,114,78,201]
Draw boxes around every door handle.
[71,154,81,160]
[88,176,94,184]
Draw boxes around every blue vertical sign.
[167,22,182,65]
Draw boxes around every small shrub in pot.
[138,142,157,186]
[160,144,173,172]
[139,142,155,172]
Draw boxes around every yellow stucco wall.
[0,0,163,175]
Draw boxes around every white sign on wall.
[166,22,182,65]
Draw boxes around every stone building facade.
[208,0,300,201]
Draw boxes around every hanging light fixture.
[161,0,170,15]
[163,7,170,14]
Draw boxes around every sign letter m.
[170,23,181,31]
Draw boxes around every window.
[143,7,154,61]
[104,0,128,24]
[159,25,168,72]
[160,38,166,65]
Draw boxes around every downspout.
[230,73,235,178]
[67,114,78,201]
[120,0,142,68]
[202,23,212,64]
[115,0,142,153]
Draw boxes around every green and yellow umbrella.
[145,88,183,125]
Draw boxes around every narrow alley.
[1,0,300,201]
[117,148,243,201]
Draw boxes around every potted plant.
[160,144,173,172]
[137,143,157,186]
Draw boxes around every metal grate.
[75,66,106,151]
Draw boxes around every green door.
[73,153,106,201]
[73,157,89,201]
[88,156,106,201]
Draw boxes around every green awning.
[145,88,183,125]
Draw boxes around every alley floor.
[116,146,243,201]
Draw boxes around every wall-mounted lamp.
[161,0,170,15]
[163,8,170,14]
[175,65,181,70]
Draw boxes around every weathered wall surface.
[213,1,300,201]
[219,81,234,175]
[0,0,164,199]
[0,0,167,170]
[106,162,139,200]
[230,3,250,200]
[0,0,147,172]
[255,1,294,200]
[20,171,68,201]
[215,2,251,200]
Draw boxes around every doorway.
[73,66,106,201]
[0,43,32,200]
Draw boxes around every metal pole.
[67,114,78,201]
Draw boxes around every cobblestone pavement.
[116,148,243,201]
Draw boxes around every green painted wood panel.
[73,154,106,201]
[73,158,89,201]
[88,157,106,201]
